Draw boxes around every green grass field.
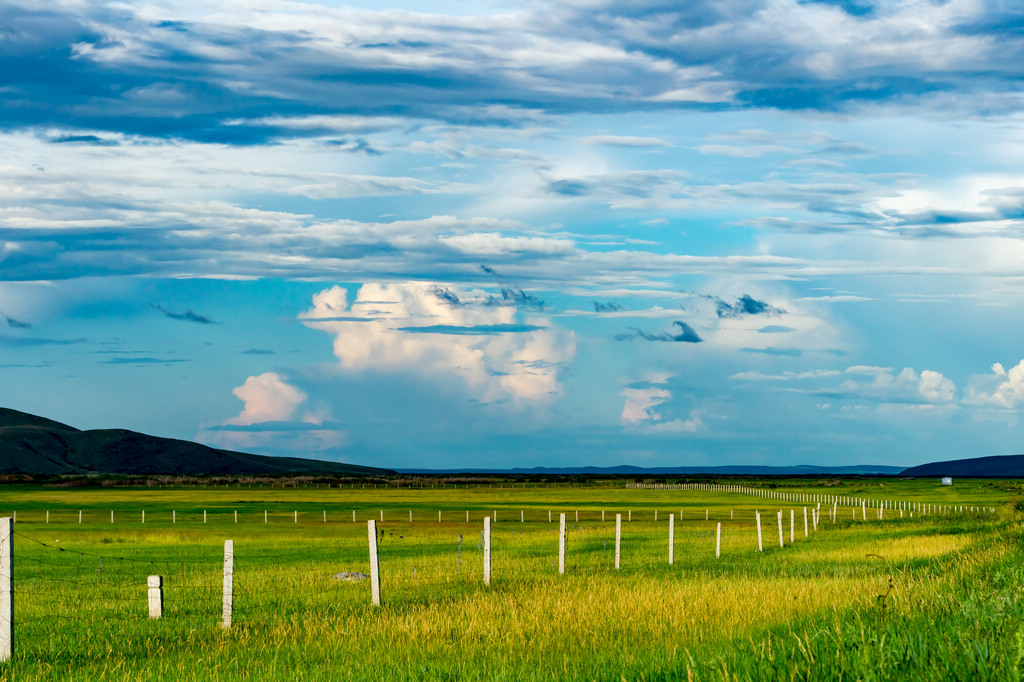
[0,477,1021,681]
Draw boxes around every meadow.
[0,477,1021,681]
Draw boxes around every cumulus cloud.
[621,380,702,432]
[963,360,1024,409]
[226,373,308,426]
[621,387,671,423]
[826,366,956,405]
[301,282,574,404]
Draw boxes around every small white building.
[941,477,953,486]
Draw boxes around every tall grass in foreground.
[0,483,1019,680]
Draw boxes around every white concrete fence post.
[0,517,11,662]
[756,511,763,552]
[777,511,784,548]
[803,507,808,537]
[148,575,163,619]
[716,522,721,559]
[367,520,381,607]
[221,540,233,629]
[558,513,567,575]
[615,514,622,570]
[483,516,491,586]
[790,510,794,543]
[668,514,675,565]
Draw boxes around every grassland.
[0,477,1021,681]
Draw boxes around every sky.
[3,0,1024,470]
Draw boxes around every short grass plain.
[0,477,1022,681]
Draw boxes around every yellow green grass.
[0,478,1020,680]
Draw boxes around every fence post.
[790,510,794,543]
[668,514,675,565]
[110,510,114,524]
[756,511,763,552]
[803,507,808,537]
[79,510,82,524]
[173,510,176,524]
[148,575,163,619]
[141,510,144,524]
[716,522,721,558]
[483,516,491,586]
[777,511,784,548]
[615,513,621,570]
[368,520,381,606]
[204,510,207,524]
[558,513,566,575]
[1,517,11,662]
[221,540,233,629]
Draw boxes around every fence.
[627,482,997,518]
[0,479,1002,662]
[0,494,910,662]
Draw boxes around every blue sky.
[3,0,1024,470]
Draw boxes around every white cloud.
[964,360,1024,409]
[439,233,576,256]
[582,135,670,148]
[835,366,956,405]
[302,282,575,404]
[620,382,703,433]
[646,415,703,433]
[620,387,670,423]
[226,372,308,425]
[729,369,842,381]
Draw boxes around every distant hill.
[399,464,907,476]
[0,407,392,476]
[900,454,1024,478]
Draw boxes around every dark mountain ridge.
[0,407,391,476]
[899,454,1024,478]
